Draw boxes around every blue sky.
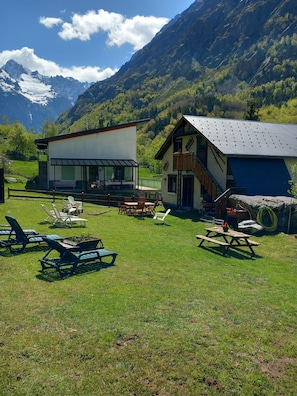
[0,0,194,82]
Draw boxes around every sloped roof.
[51,158,138,167]
[155,116,297,159]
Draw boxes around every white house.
[35,120,147,191]
[155,116,297,211]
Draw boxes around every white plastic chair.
[153,209,171,224]
[52,204,87,227]
[68,196,83,214]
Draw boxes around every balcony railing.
[173,152,221,200]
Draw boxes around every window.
[173,139,182,153]
[168,175,177,193]
[61,166,75,180]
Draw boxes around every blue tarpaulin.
[228,158,291,196]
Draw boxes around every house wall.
[47,126,136,182]
[161,142,179,206]
[160,134,201,210]
[207,147,227,191]
[160,132,229,210]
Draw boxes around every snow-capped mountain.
[0,59,91,131]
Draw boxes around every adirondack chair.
[153,209,171,225]
[39,237,118,277]
[68,196,83,214]
[1,216,62,253]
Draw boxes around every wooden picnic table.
[124,201,155,215]
[196,226,260,257]
[124,201,154,207]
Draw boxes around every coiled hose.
[256,206,278,232]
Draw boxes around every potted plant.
[223,222,229,232]
[63,234,104,250]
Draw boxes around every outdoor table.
[196,226,260,257]
[124,201,155,215]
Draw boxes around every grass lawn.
[0,195,296,395]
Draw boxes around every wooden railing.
[173,152,221,200]
[6,188,160,207]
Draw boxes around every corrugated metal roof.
[184,116,297,157]
[51,158,138,167]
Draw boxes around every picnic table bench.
[196,226,260,257]
[196,235,230,247]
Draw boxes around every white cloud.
[45,9,169,50]
[107,15,169,50]
[0,47,117,83]
[39,16,63,28]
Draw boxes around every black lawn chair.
[39,237,118,277]
[0,216,62,253]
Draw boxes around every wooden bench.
[239,238,260,246]
[196,235,230,246]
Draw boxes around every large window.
[168,174,177,193]
[61,166,75,180]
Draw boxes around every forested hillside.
[56,0,297,172]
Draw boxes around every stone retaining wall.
[228,195,297,234]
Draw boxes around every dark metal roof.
[51,158,138,167]
[155,116,297,159]
[184,116,297,157]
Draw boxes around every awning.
[51,158,138,167]
[228,158,291,196]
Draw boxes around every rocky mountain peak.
[2,59,29,80]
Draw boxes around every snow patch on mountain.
[18,73,56,105]
[0,59,91,130]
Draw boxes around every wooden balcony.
[172,152,220,200]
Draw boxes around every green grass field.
[0,195,296,395]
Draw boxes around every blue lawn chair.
[0,216,62,253]
[40,237,118,277]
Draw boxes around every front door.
[182,175,194,208]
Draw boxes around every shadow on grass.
[171,209,201,223]
[0,243,51,257]
[36,261,116,282]
[198,245,262,260]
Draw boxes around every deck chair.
[41,204,71,225]
[0,223,38,237]
[68,196,83,214]
[40,237,118,277]
[41,204,60,224]
[1,216,62,253]
[52,204,87,227]
[153,209,171,224]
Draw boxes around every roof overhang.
[50,158,138,167]
[35,119,149,150]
